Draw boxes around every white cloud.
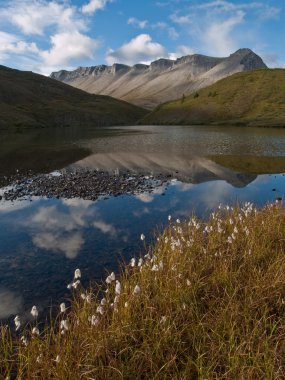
[1,1,85,36]
[153,21,167,29]
[168,27,179,40]
[128,17,148,29]
[0,31,40,70]
[169,1,280,58]
[168,45,195,60]
[106,34,168,65]
[170,13,193,25]
[192,0,280,19]
[201,10,245,56]
[82,0,110,15]
[0,1,99,73]
[0,31,18,45]
[41,31,98,69]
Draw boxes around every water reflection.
[0,288,23,319]
[1,124,285,321]
[72,153,257,188]
[0,172,284,320]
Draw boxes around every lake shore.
[1,169,171,202]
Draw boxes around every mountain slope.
[51,49,267,109]
[141,69,285,127]
[0,65,147,129]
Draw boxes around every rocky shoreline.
[0,169,171,202]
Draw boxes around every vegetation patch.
[0,65,147,129]
[142,69,285,127]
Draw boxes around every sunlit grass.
[142,69,285,127]
[1,202,285,379]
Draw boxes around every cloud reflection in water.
[0,288,23,319]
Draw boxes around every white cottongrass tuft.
[96,306,104,315]
[89,315,99,326]
[227,236,233,244]
[32,327,40,336]
[31,306,38,318]
[151,264,159,272]
[20,336,28,346]
[140,233,145,241]
[168,215,171,221]
[55,355,60,363]
[160,316,167,324]
[130,258,136,267]
[115,280,121,295]
[124,301,129,308]
[106,272,115,284]
[138,258,143,267]
[100,298,107,306]
[186,279,191,286]
[133,285,141,295]
[60,303,66,313]
[72,280,80,289]
[14,315,21,331]
[74,268,81,279]
[60,319,69,331]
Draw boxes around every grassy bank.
[141,69,285,127]
[0,65,147,129]
[1,203,285,379]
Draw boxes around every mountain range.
[51,48,267,109]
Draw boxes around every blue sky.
[0,0,283,75]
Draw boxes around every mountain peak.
[230,48,267,70]
[231,48,254,55]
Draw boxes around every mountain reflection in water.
[71,152,257,188]
[1,124,285,322]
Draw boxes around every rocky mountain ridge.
[51,48,267,109]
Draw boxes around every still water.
[0,125,285,322]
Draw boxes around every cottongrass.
[1,202,285,379]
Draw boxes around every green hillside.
[142,69,285,127]
[0,65,147,129]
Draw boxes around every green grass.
[0,65,147,129]
[142,69,285,127]
[209,155,285,174]
[1,203,285,379]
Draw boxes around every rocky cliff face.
[51,49,267,109]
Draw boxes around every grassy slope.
[142,69,285,127]
[0,65,147,129]
[2,203,285,379]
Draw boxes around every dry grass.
[1,203,285,379]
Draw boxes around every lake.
[0,125,285,323]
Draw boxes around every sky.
[0,0,283,75]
